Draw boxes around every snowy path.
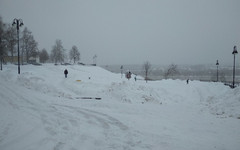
[0,70,147,150]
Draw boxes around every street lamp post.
[216,60,219,82]
[120,65,123,78]
[93,54,97,66]
[232,46,238,88]
[12,19,23,74]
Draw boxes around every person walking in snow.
[64,69,68,78]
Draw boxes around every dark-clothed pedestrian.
[64,69,68,78]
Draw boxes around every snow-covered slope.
[0,64,239,150]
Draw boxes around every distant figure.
[64,69,68,78]
[134,75,137,81]
[186,79,189,84]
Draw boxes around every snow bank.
[0,64,240,150]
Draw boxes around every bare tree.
[5,25,17,63]
[39,48,49,63]
[21,27,38,63]
[164,64,179,79]
[69,45,80,64]
[50,39,65,64]
[28,35,38,57]
[0,16,7,70]
[143,61,151,82]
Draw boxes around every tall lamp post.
[12,19,24,74]
[120,65,123,78]
[232,46,238,88]
[93,54,97,66]
[216,60,219,82]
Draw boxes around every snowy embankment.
[0,64,240,150]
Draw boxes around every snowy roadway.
[0,64,240,150]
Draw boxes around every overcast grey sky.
[0,0,239,65]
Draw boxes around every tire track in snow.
[0,79,51,150]
[58,105,128,130]
[42,104,145,150]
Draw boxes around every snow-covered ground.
[0,64,240,150]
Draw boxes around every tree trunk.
[0,58,2,70]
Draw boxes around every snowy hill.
[0,64,240,150]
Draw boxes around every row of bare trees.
[142,61,179,82]
[0,16,81,67]
[120,61,178,82]
[49,39,80,64]
[39,40,80,64]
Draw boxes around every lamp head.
[232,46,238,55]
[12,19,24,27]
[12,21,16,26]
[216,60,219,65]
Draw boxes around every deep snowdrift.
[0,64,239,150]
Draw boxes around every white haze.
[0,0,240,65]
